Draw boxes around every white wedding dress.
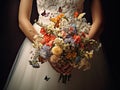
[4,0,109,90]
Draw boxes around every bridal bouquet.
[29,12,101,83]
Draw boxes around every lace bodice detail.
[36,0,85,19]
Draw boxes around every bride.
[4,0,109,90]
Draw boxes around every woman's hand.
[85,33,99,40]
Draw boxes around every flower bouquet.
[29,12,101,83]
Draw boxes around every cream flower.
[78,58,91,71]
[54,38,64,46]
[77,13,86,19]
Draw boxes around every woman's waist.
[37,10,74,25]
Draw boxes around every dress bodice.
[36,0,85,22]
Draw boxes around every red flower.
[73,35,81,43]
[40,27,46,35]
[44,34,51,43]
[74,11,79,18]
[43,34,56,47]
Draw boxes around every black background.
[0,0,120,90]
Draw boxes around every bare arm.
[18,0,38,42]
[88,0,103,39]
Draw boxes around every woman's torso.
[36,0,85,24]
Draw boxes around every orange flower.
[49,18,58,23]
[50,13,64,23]
[66,53,73,59]
[55,21,60,28]
[66,52,77,59]
[58,13,64,18]
[72,52,77,58]
[74,11,79,18]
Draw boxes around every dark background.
[0,0,120,90]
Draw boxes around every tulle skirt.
[4,23,110,90]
